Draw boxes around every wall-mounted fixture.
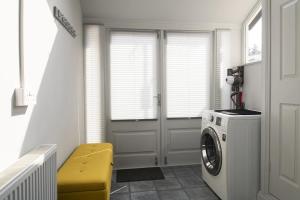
[15,0,36,107]
[15,88,36,106]
[53,6,76,38]
[226,66,244,109]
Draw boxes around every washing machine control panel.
[202,111,228,131]
[216,117,222,126]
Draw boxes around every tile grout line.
[112,165,214,200]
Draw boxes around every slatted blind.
[110,31,158,120]
[215,30,231,109]
[166,32,212,118]
[84,25,106,143]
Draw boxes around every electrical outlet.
[15,88,36,107]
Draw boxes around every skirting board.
[257,191,279,200]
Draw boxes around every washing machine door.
[201,127,222,176]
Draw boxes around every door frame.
[258,0,279,200]
[104,28,215,168]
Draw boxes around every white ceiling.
[80,0,258,25]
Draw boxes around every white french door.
[107,30,213,169]
[107,31,161,169]
[162,32,212,165]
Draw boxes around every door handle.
[154,94,161,106]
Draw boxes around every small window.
[244,3,262,63]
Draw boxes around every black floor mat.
[116,167,165,182]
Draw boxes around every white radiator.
[0,145,57,200]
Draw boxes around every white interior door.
[270,0,300,199]
[107,31,161,169]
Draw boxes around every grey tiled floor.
[111,165,220,200]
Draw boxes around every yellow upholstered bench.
[57,143,113,200]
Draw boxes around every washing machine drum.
[201,127,222,176]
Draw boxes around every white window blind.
[110,31,158,120]
[84,25,106,143]
[215,30,231,109]
[166,32,212,118]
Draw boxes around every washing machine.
[201,109,261,200]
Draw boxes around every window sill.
[111,119,158,122]
[244,60,262,66]
[167,117,202,120]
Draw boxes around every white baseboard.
[257,191,279,200]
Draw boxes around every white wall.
[0,0,84,172]
[230,30,243,68]
[243,62,262,111]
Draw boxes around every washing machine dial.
[210,115,214,122]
